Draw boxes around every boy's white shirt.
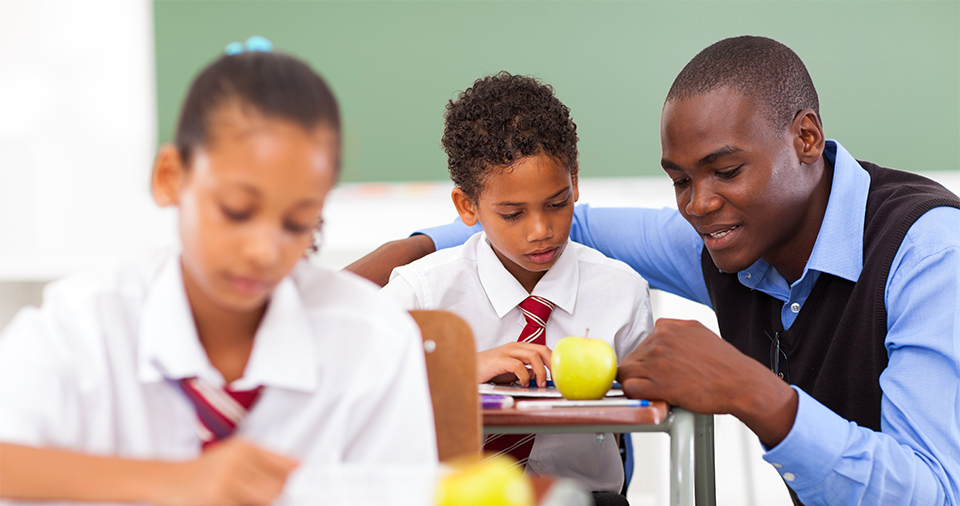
[0,250,438,504]
[382,231,653,493]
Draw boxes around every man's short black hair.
[666,36,820,130]
[441,71,578,201]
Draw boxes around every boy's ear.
[451,188,479,227]
[151,144,186,207]
[571,166,580,203]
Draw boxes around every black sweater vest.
[700,161,959,503]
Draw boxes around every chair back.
[410,310,482,462]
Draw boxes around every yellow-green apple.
[551,336,617,400]
[435,455,534,506]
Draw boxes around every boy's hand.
[160,437,299,506]
[478,343,552,387]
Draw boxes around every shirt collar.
[138,253,213,385]
[475,232,579,318]
[738,140,867,288]
[805,140,867,283]
[139,255,318,392]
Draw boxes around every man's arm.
[0,439,297,506]
[345,234,437,287]
[620,207,960,504]
[761,207,960,505]
[566,205,710,304]
[348,205,711,303]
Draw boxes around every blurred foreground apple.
[435,455,534,506]
[551,336,617,400]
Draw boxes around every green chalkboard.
[154,1,959,183]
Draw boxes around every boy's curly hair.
[441,72,578,200]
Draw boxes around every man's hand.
[344,235,437,287]
[159,437,299,506]
[617,318,798,447]
[478,342,553,387]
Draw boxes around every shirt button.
[783,472,796,482]
[790,302,800,313]
[746,273,752,279]
[771,463,783,469]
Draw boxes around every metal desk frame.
[484,408,716,506]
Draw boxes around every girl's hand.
[0,439,298,506]
[478,343,553,387]
[159,437,299,506]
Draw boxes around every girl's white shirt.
[0,250,438,502]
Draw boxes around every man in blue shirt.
[347,36,959,505]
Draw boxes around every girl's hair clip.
[225,35,274,56]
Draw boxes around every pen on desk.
[481,394,515,410]
[515,399,650,410]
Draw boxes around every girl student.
[0,47,437,505]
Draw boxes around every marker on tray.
[481,394,515,410]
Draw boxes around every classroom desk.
[484,402,716,506]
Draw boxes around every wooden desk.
[484,402,716,506]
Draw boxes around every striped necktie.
[517,295,556,345]
[179,377,263,449]
[483,295,556,468]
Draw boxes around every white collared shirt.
[0,250,438,502]
[382,232,653,493]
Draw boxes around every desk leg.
[669,408,695,506]
[694,414,716,506]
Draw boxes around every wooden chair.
[409,310,482,462]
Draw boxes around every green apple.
[551,336,617,400]
[435,455,534,506]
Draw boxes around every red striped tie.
[483,296,556,468]
[179,377,263,449]
[517,295,556,345]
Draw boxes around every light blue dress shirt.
[418,141,960,504]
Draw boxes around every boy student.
[0,47,437,505]
[381,72,653,502]
[353,37,960,505]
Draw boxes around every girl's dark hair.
[174,51,341,169]
[441,72,579,201]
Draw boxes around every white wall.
[0,0,170,283]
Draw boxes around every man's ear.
[451,188,479,227]
[151,144,186,207]
[792,109,825,166]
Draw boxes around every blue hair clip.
[244,35,273,52]
[224,41,245,55]
[224,36,273,55]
